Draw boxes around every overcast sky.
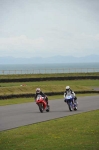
[0,0,99,58]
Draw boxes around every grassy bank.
[0,72,99,79]
[0,110,99,150]
[0,80,99,96]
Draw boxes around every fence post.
[2,70,4,75]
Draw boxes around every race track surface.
[0,95,99,131]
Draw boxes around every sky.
[0,0,99,58]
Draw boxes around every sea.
[0,62,99,75]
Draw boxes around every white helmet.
[66,86,70,90]
[36,88,41,93]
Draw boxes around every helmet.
[36,88,41,93]
[66,86,70,90]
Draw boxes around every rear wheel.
[74,106,77,111]
[74,102,78,111]
[46,105,50,112]
[38,103,44,113]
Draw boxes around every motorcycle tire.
[46,106,50,112]
[68,103,73,111]
[38,103,44,113]
[74,106,77,111]
[74,102,78,111]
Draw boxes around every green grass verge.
[0,79,99,96]
[0,110,99,150]
[0,94,98,106]
[0,72,99,79]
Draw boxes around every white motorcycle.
[65,95,78,111]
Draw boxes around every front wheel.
[68,103,73,111]
[38,103,44,113]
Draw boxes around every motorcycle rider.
[35,88,49,107]
[64,86,77,103]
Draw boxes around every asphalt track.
[0,95,99,131]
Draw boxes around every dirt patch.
[92,87,99,91]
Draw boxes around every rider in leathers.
[35,88,49,107]
[64,86,77,103]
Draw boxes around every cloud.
[0,0,99,58]
[0,35,45,50]
[0,32,99,58]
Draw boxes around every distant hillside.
[0,55,99,64]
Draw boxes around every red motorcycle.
[36,95,50,113]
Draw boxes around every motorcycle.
[36,95,50,113]
[65,95,78,111]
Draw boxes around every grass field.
[0,79,99,96]
[0,72,99,79]
[0,110,99,150]
[0,72,99,97]
[0,73,99,149]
